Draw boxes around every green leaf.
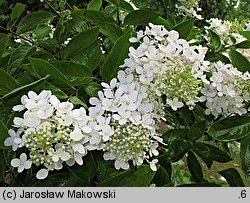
[74,45,102,71]
[208,116,250,141]
[46,85,68,99]
[35,24,52,39]
[177,183,220,187]
[17,11,55,34]
[207,144,233,163]
[0,68,18,95]
[28,58,74,89]
[192,142,213,169]
[0,120,9,149]
[106,0,134,12]
[208,30,222,52]
[100,23,124,43]
[161,129,192,162]
[7,3,26,30]
[172,18,195,39]
[240,135,250,176]
[84,82,102,97]
[99,165,155,186]
[101,29,131,82]
[87,0,102,10]
[70,96,88,108]
[51,61,92,86]
[0,33,8,57]
[187,120,207,141]
[219,168,245,187]
[62,27,99,59]
[153,16,172,30]
[240,31,250,40]
[230,49,250,72]
[124,9,159,26]
[130,0,150,8]
[235,40,250,49]
[82,10,115,25]
[0,74,49,101]
[0,151,6,181]
[187,151,203,182]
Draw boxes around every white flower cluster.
[126,23,208,111]
[200,61,250,116]
[5,90,96,179]
[175,0,203,20]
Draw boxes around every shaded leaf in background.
[208,30,222,52]
[82,10,115,25]
[7,3,26,30]
[87,0,102,11]
[0,120,9,149]
[100,23,124,43]
[187,120,207,141]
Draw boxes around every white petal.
[11,159,20,167]
[13,117,24,126]
[89,97,99,105]
[36,169,49,179]
[4,137,14,147]
[24,160,32,169]
[20,153,27,162]
[12,105,25,112]
[28,91,37,100]
[70,129,83,141]
[17,165,25,173]
[81,126,92,133]
[150,159,158,172]
[61,152,71,161]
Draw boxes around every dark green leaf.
[46,85,68,99]
[106,0,134,12]
[130,0,150,8]
[187,151,203,182]
[84,82,102,97]
[208,116,250,141]
[70,96,87,109]
[192,142,213,169]
[0,68,18,95]
[51,61,92,86]
[67,153,97,183]
[178,183,220,187]
[207,144,233,163]
[74,45,102,71]
[87,0,102,10]
[208,30,222,52]
[172,18,195,39]
[151,165,169,186]
[82,10,115,25]
[99,165,155,186]
[28,58,74,89]
[101,29,131,82]
[230,49,250,72]
[17,11,55,34]
[0,74,49,101]
[7,45,35,73]
[0,150,6,182]
[219,168,245,187]
[235,40,250,49]
[7,3,26,29]
[187,120,207,141]
[240,135,250,176]
[31,173,84,187]
[62,27,99,59]
[161,129,192,162]
[0,33,8,57]
[0,120,9,149]
[124,9,159,26]
[100,23,124,43]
